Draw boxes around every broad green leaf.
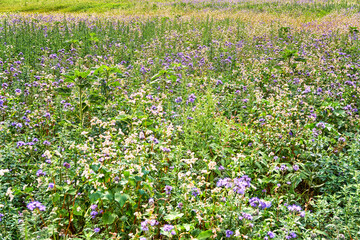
[114,193,130,207]
[55,87,72,96]
[164,211,184,221]
[102,191,113,201]
[73,204,83,216]
[102,212,116,224]
[183,223,192,232]
[89,192,101,202]
[197,230,213,239]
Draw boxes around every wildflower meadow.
[1,0,360,239]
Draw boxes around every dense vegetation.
[1,0,360,239]
[0,0,359,16]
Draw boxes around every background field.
[0,0,359,17]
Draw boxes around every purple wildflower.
[141,221,149,231]
[90,211,98,219]
[290,232,297,238]
[175,97,182,103]
[161,147,171,152]
[293,165,299,171]
[162,224,174,232]
[63,162,71,169]
[259,200,272,209]
[280,164,288,171]
[187,94,196,103]
[164,185,172,195]
[316,122,325,129]
[288,204,302,212]
[239,212,253,220]
[16,141,26,148]
[27,201,46,211]
[225,230,233,238]
[268,231,275,238]
[149,219,158,226]
[192,188,200,197]
[249,197,271,209]
[36,169,46,177]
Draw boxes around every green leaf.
[75,70,91,79]
[102,212,116,224]
[90,164,100,172]
[82,103,90,112]
[110,80,121,87]
[88,93,104,104]
[78,82,91,89]
[115,114,131,122]
[123,171,130,178]
[116,72,125,78]
[304,123,315,129]
[102,191,114,201]
[64,74,75,82]
[114,193,130,208]
[89,192,101,202]
[183,223,192,232]
[334,110,346,117]
[294,57,306,62]
[52,193,60,202]
[67,188,77,195]
[73,204,83,216]
[164,211,184,221]
[314,230,328,236]
[325,123,335,132]
[55,87,72,96]
[197,230,213,239]
[24,187,33,193]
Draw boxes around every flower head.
[162,224,174,232]
[164,185,172,195]
[192,188,200,197]
[63,162,71,169]
[36,169,46,177]
[225,230,234,238]
[293,165,299,171]
[27,201,46,211]
[267,231,275,238]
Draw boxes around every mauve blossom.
[164,185,172,194]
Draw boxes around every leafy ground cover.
[1,1,360,239]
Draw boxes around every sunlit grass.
[0,0,359,19]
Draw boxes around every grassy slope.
[0,0,168,13]
[0,0,359,18]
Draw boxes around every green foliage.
[0,6,360,240]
